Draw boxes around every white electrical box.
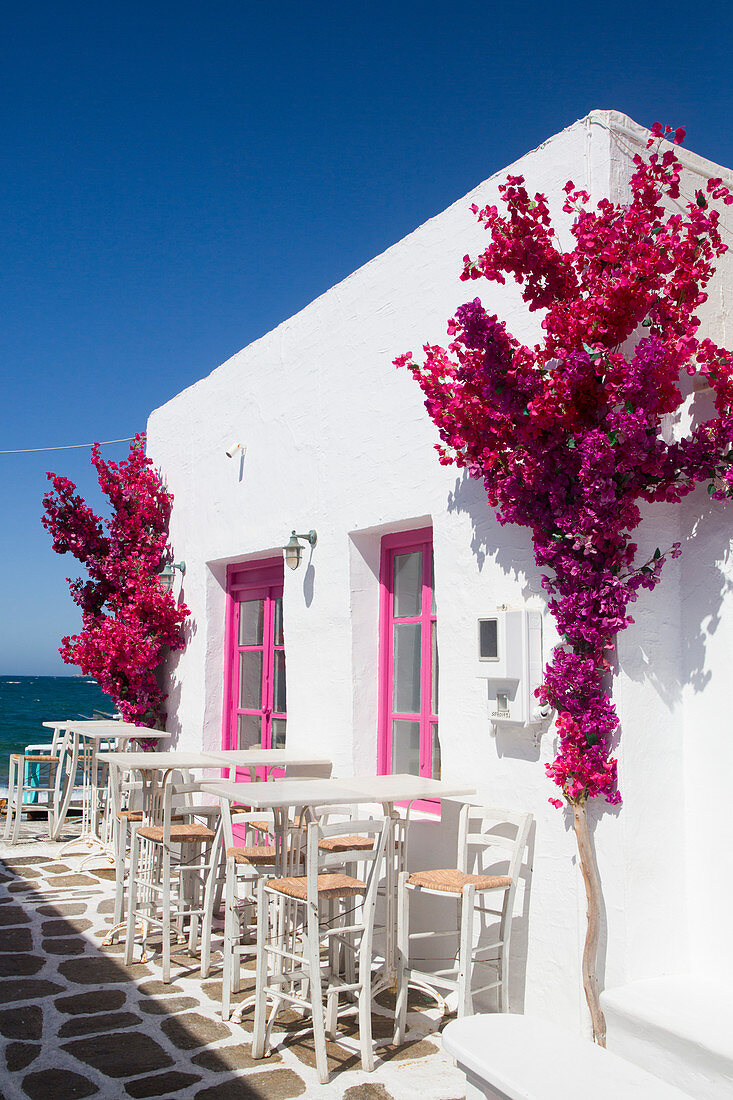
[477,609,543,727]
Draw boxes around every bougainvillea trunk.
[573,802,606,1045]
[398,124,733,1038]
[42,434,189,732]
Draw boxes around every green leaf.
[607,430,619,445]
[650,225,663,236]
[697,192,708,208]
[567,438,576,450]
[641,318,653,327]
[653,547,661,559]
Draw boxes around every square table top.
[98,751,219,770]
[340,774,475,803]
[205,749,332,768]
[200,773,476,809]
[43,720,168,740]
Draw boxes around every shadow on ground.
[0,849,459,1100]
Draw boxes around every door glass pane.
[238,650,263,711]
[431,620,438,713]
[431,723,441,779]
[430,553,436,615]
[271,717,287,749]
[239,599,264,646]
[238,713,261,750]
[273,651,287,714]
[393,552,422,618]
[392,719,420,775]
[393,622,421,713]
[273,597,284,646]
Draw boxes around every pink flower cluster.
[397,126,733,807]
[42,435,189,734]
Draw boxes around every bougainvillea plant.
[42,434,189,735]
[397,123,733,1042]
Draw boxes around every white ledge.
[601,975,733,1100]
[442,1014,689,1099]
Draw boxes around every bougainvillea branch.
[397,125,733,1041]
[42,434,189,732]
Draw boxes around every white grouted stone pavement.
[0,831,467,1100]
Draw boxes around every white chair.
[124,778,218,983]
[3,725,73,843]
[394,804,532,1042]
[110,766,221,936]
[4,751,59,842]
[252,814,390,1084]
[200,804,282,1019]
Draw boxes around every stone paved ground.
[0,827,467,1100]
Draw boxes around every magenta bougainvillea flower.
[398,127,733,808]
[42,434,189,735]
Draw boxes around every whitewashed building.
[147,110,733,1097]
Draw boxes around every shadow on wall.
[303,560,316,608]
[159,593,198,746]
[475,815,536,1016]
[677,491,733,696]
[448,461,733,718]
[447,473,545,604]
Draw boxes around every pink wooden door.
[223,560,286,781]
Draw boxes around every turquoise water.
[0,676,114,792]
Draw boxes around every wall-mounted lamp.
[283,530,317,571]
[226,442,245,459]
[157,560,186,593]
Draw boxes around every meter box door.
[477,609,543,727]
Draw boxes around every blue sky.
[3,1,733,674]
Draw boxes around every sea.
[0,676,115,794]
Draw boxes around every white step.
[442,1014,691,1100]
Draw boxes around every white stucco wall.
[146,110,733,1056]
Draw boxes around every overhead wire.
[0,437,137,455]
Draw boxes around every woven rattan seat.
[408,868,513,894]
[10,754,58,764]
[249,812,306,833]
[268,872,367,900]
[318,834,375,852]
[117,810,188,822]
[138,823,216,843]
[226,844,277,865]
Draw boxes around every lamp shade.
[156,560,186,592]
[283,532,302,571]
[282,530,317,571]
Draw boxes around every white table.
[46,722,169,853]
[206,749,332,781]
[98,749,334,947]
[201,773,476,991]
[100,751,227,843]
[99,748,333,797]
